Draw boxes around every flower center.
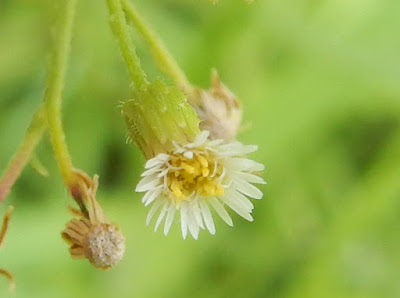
[166,150,225,201]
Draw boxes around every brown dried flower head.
[188,70,242,141]
[62,172,125,270]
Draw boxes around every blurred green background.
[1,0,400,297]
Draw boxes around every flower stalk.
[0,107,46,203]
[41,0,126,267]
[44,0,77,188]
[0,0,78,203]
[121,0,192,94]
[106,0,149,91]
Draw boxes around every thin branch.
[121,0,192,93]
[44,0,77,187]
[106,0,149,91]
[0,108,46,203]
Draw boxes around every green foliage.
[1,0,400,297]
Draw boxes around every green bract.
[122,80,200,158]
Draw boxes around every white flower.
[136,131,266,239]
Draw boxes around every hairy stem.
[121,0,192,93]
[106,0,149,91]
[44,0,77,187]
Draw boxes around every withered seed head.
[62,218,125,269]
[62,171,125,269]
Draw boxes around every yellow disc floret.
[166,149,225,202]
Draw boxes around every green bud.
[122,79,200,158]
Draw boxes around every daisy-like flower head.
[136,131,266,239]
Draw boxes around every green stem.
[106,0,149,91]
[44,0,77,186]
[0,108,46,203]
[121,0,192,94]
[0,0,78,203]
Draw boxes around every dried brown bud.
[188,70,242,140]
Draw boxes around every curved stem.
[121,0,192,94]
[0,0,78,203]
[0,206,13,249]
[0,108,46,203]
[0,268,15,292]
[44,0,77,187]
[106,0,149,91]
[0,206,15,291]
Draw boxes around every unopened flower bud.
[188,70,242,140]
[122,79,200,158]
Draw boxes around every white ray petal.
[154,201,169,232]
[239,144,258,154]
[136,174,158,189]
[217,143,258,156]
[164,204,176,235]
[227,189,254,211]
[233,178,264,199]
[187,206,200,239]
[192,200,205,229]
[205,139,224,148]
[144,186,163,206]
[157,168,170,178]
[209,197,233,226]
[199,200,215,235]
[145,154,170,169]
[234,172,266,184]
[223,196,253,222]
[180,202,189,239]
[225,158,265,172]
[146,199,164,225]
[141,185,162,203]
[141,165,163,177]
[188,131,210,148]
[136,175,162,192]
